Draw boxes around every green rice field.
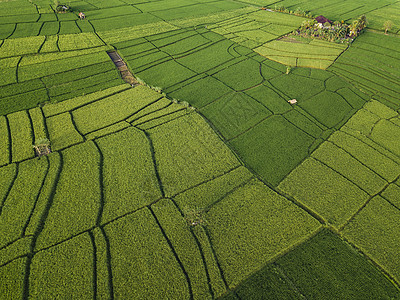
[0,0,399,299]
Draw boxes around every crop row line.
[149,205,194,298]
[23,151,63,299]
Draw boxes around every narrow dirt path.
[107,51,139,86]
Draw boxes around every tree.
[358,15,368,31]
[383,20,394,35]
[349,19,360,37]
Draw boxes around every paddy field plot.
[329,31,400,110]
[1,0,400,298]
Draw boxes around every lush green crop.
[96,128,162,224]
[230,115,315,186]
[58,33,105,51]
[134,105,188,131]
[8,111,34,162]
[311,141,387,194]
[25,153,61,236]
[342,196,400,283]
[103,208,189,298]
[201,92,271,139]
[174,166,254,209]
[18,51,110,82]
[0,89,49,116]
[0,257,26,299]
[0,36,45,58]
[10,23,42,39]
[72,86,162,134]
[135,59,196,90]
[1,1,400,297]
[29,107,47,143]
[148,113,240,196]
[42,84,129,117]
[206,178,320,288]
[35,142,100,250]
[0,163,16,206]
[169,75,233,108]
[152,199,212,299]
[0,158,47,248]
[278,157,369,226]
[0,116,9,165]
[30,233,94,298]
[46,112,84,150]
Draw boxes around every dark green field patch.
[135,59,196,90]
[212,59,264,91]
[178,39,235,73]
[270,73,325,103]
[245,84,291,114]
[169,76,233,108]
[300,91,354,128]
[201,92,271,139]
[223,229,400,299]
[230,115,314,186]
[276,229,400,299]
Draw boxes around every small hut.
[315,15,332,27]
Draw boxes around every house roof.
[315,15,332,24]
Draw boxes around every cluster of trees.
[348,15,367,37]
[294,15,368,43]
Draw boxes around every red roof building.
[315,15,332,24]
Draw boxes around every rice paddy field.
[0,0,399,299]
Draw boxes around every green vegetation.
[206,179,320,288]
[1,0,400,298]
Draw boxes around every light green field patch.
[278,157,369,227]
[0,36,45,58]
[311,141,387,195]
[152,199,212,299]
[0,158,47,248]
[8,110,34,162]
[30,233,94,299]
[47,112,84,151]
[104,208,189,298]
[255,38,346,69]
[0,115,9,165]
[35,142,100,250]
[42,84,129,117]
[370,119,400,157]
[207,178,320,288]
[97,128,162,224]
[342,196,400,283]
[174,166,254,210]
[148,113,240,196]
[382,183,400,208]
[73,86,161,135]
[58,32,105,51]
